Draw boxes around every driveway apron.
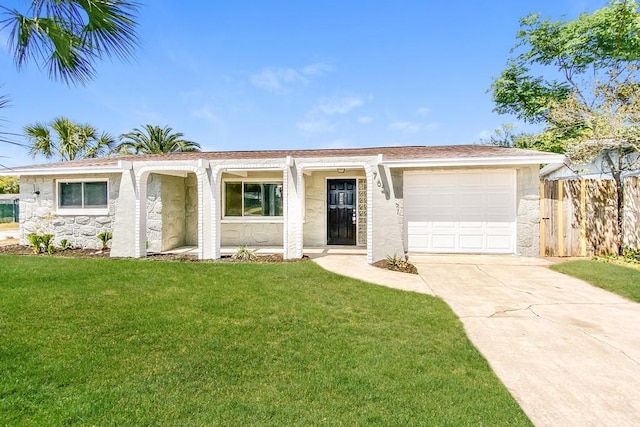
[410,255,640,427]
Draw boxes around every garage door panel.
[431,221,457,229]
[404,170,516,254]
[432,234,456,250]
[459,220,483,228]
[460,194,484,209]
[487,235,513,250]
[459,235,484,250]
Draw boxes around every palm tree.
[24,117,116,161]
[116,125,201,154]
[1,1,139,85]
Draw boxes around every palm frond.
[1,1,139,85]
[118,124,202,154]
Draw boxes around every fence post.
[580,180,587,256]
[557,180,564,257]
[13,198,19,223]
[540,180,546,257]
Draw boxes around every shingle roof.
[5,144,558,171]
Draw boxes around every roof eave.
[1,165,124,176]
[382,154,566,168]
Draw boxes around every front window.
[58,180,108,211]
[224,181,283,217]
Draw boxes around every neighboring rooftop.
[1,144,564,173]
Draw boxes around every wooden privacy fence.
[541,177,640,257]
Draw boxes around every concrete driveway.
[411,255,640,427]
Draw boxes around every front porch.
[157,245,368,259]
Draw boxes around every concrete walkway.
[313,253,640,427]
[312,254,435,295]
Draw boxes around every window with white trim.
[57,180,108,212]
[224,181,283,217]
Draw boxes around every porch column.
[295,166,305,258]
[210,166,222,259]
[197,160,213,259]
[365,164,374,264]
[133,171,149,258]
[110,162,137,258]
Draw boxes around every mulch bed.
[372,259,418,274]
[0,244,112,258]
[0,244,417,273]
[0,244,299,263]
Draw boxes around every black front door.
[327,179,356,245]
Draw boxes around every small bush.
[97,232,113,250]
[386,254,404,268]
[26,233,55,255]
[26,233,44,254]
[622,248,640,263]
[232,245,257,261]
[59,239,70,250]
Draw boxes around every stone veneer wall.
[185,174,198,245]
[516,165,542,256]
[19,174,120,249]
[161,175,187,251]
[146,174,163,252]
[145,173,197,252]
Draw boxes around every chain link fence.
[0,198,19,223]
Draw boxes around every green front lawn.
[0,256,530,425]
[551,259,640,303]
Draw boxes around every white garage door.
[404,170,516,253]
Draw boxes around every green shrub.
[232,245,257,261]
[26,233,43,254]
[622,247,640,263]
[26,233,55,255]
[59,239,70,250]
[97,232,113,250]
[386,253,404,268]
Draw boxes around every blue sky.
[0,0,608,168]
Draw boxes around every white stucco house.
[2,145,563,263]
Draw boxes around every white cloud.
[297,117,334,133]
[357,116,373,124]
[321,139,355,149]
[316,95,364,115]
[389,121,422,133]
[191,105,222,126]
[302,62,335,76]
[298,94,366,134]
[388,120,439,133]
[250,62,333,93]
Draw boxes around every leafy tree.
[0,176,19,194]
[116,125,201,154]
[481,124,567,153]
[24,117,116,161]
[491,0,640,253]
[1,0,139,84]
